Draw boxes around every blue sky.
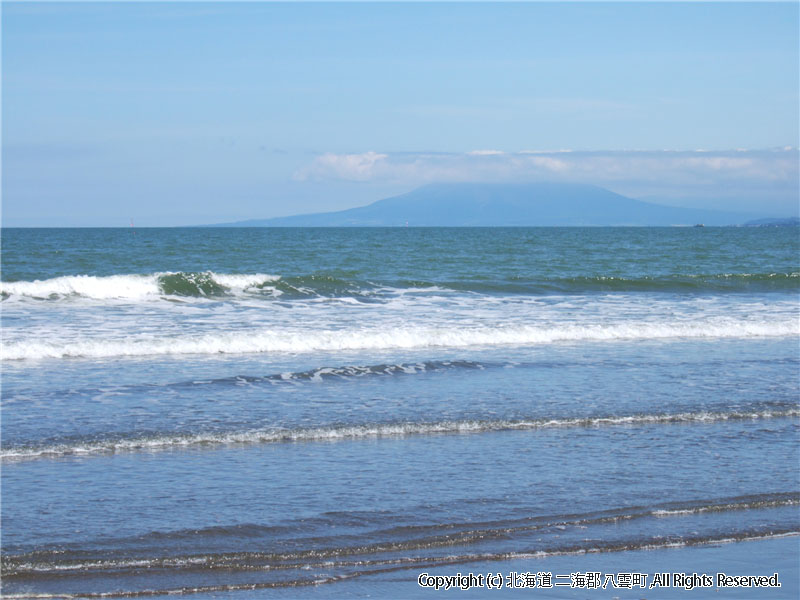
[3,2,798,226]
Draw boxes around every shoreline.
[253,534,799,599]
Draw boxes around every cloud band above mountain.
[297,148,797,186]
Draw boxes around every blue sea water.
[1,227,798,598]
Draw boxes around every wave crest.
[0,272,280,300]
[3,270,798,302]
[3,409,796,461]
[3,319,797,361]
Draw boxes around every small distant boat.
[694,224,705,228]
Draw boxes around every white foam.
[3,410,795,461]
[652,498,798,517]
[1,274,160,300]
[210,273,280,290]
[0,272,279,300]
[2,319,797,361]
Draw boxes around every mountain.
[210,183,758,227]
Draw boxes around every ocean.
[1,226,798,599]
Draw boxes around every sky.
[2,1,798,226]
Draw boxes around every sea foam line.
[3,319,798,361]
[3,409,796,462]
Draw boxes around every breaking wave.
[3,319,797,361]
[0,272,281,300]
[2,270,798,302]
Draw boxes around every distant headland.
[742,217,800,227]
[205,183,786,227]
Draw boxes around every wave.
[0,272,281,300]
[5,530,796,598]
[6,499,796,575]
[3,496,797,595]
[4,409,796,461]
[182,359,485,386]
[0,272,382,302]
[3,271,798,302]
[7,531,799,597]
[0,361,488,405]
[3,318,797,361]
[438,272,800,294]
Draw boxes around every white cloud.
[297,148,798,188]
[525,155,570,172]
[468,149,505,156]
[295,151,388,182]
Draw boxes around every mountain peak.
[209,182,756,227]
